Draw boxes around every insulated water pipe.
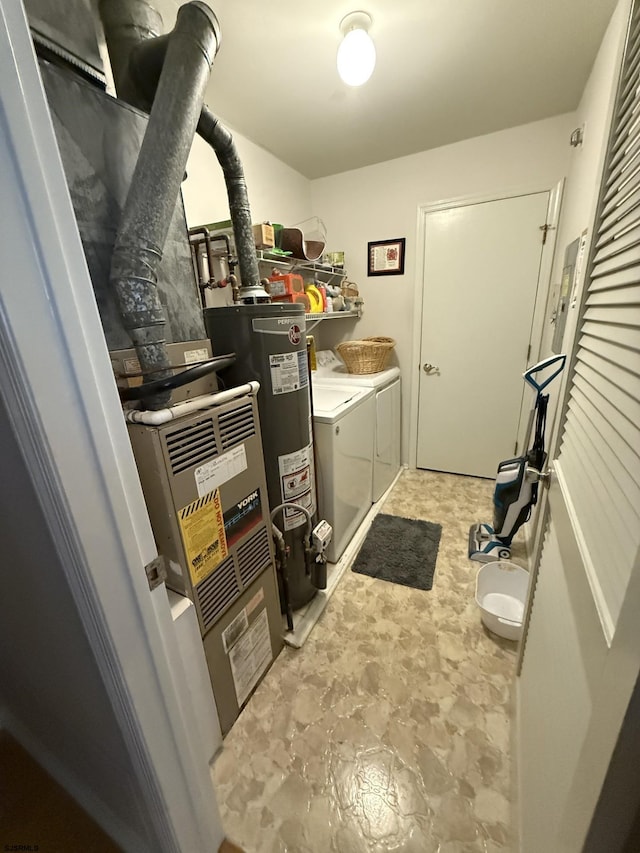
[124,380,260,425]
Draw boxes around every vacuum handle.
[523,354,566,393]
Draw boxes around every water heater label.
[177,489,228,586]
[252,317,307,335]
[269,352,305,396]
[194,444,247,498]
[278,444,316,530]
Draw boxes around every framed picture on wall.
[367,238,406,276]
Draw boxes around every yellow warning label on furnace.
[178,489,228,586]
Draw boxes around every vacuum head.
[468,522,512,563]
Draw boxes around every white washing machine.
[313,350,401,501]
[311,383,375,563]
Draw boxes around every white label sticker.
[222,607,249,654]
[245,587,265,617]
[184,347,209,364]
[278,445,315,530]
[228,608,272,707]
[195,444,247,497]
[269,352,301,396]
[123,356,141,375]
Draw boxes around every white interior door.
[417,192,550,477]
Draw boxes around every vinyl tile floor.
[213,470,523,853]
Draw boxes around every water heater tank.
[204,304,319,610]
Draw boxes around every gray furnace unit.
[127,388,283,735]
[204,304,322,611]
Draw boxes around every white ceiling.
[155,0,617,179]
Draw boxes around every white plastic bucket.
[475,560,529,641]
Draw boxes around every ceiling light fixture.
[337,11,376,87]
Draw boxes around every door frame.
[409,181,564,472]
[0,2,224,849]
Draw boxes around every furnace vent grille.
[219,402,255,450]
[166,418,217,475]
[195,555,239,631]
[237,526,272,588]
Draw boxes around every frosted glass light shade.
[337,28,376,86]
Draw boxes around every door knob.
[423,363,440,375]
[538,467,553,487]
[526,465,553,487]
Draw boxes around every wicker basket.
[336,336,396,374]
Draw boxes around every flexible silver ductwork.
[100,0,268,408]
[112,6,267,305]
[101,0,220,408]
[196,107,264,302]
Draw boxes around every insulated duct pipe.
[196,107,265,303]
[102,1,221,409]
[100,1,268,305]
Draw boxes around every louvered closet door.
[519,2,640,851]
[557,0,640,637]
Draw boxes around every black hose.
[272,524,294,631]
[120,354,236,401]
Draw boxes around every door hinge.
[514,440,518,455]
[527,344,532,361]
[539,223,556,245]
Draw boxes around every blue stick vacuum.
[468,354,566,563]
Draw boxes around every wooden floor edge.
[219,840,246,853]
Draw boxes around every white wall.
[540,0,629,373]
[310,114,575,463]
[183,129,313,229]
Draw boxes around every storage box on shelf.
[253,223,275,249]
[200,221,275,250]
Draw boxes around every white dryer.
[313,350,401,501]
[311,383,375,563]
